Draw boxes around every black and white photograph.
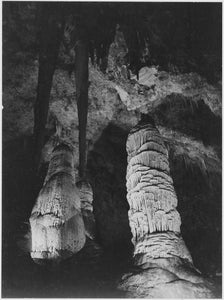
[2,1,222,298]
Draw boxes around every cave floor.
[2,244,129,298]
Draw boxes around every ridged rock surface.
[126,122,191,262]
[119,266,215,298]
[118,121,216,298]
[29,144,86,264]
[76,180,96,240]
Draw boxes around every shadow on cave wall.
[153,96,222,277]
[155,96,222,150]
[170,158,222,277]
[87,123,133,254]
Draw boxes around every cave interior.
[2,2,222,298]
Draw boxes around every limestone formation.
[118,119,216,298]
[76,180,96,240]
[115,66,221,117]
[29,143,86,264]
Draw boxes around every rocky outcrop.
[115,66,221,117]
[29,143,86,264]
[118,118,216,298]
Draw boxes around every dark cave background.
[2,2,222,297]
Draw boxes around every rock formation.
[29,143,86,264]
[118,117,216,298]
[2,3,221,297]
[76,180,96,240]
[115,66,221,117]
[76,180,103,262]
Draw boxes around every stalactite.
[29,143,86,264]
[75,35,89,179]
[33,4,64,169]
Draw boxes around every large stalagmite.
[29,144,86,264]
[118,117,216,298]
[126,119,191,264]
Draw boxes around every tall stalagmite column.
[126,119,192,265]
[29,144,86,264]
[118,117,215,298]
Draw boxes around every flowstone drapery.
[118,118,216,298]
[29,144,86,264]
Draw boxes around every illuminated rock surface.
[2,3,221,297]
[118,120,216,298]
[30,144,86,263]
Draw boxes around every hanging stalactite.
[75,39,89,179]
[33,4,64,169]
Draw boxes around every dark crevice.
[155,97,222,148]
